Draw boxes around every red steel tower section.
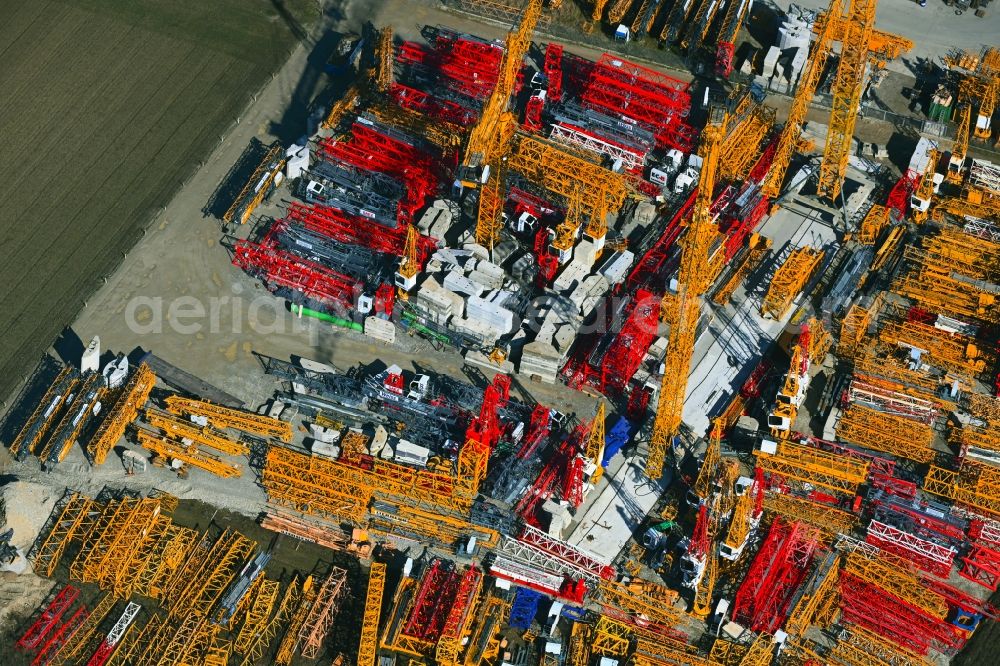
[402,560,462,642]
[233,240,360,313]
[731,519,819,632]
[839,568,966,655]
[599,290,659,394]
[16,586,80,650]
[543,43,564,102]
[517,405,553,461]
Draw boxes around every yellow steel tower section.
[358,563,387,666]
[816,0,877,200]
[376,26,394,92]
[464,0,541,175]
[585,402,607,483]
[468,0,542,247]
[761,0,842,199]
[647,109,725,479]
[948,103,972,183]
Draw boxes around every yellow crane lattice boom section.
[223,143,286,225]
[89,363,156,464]
[240,577,303,666]
[712,234,772,306]
[143,408,249,456]
[647,113,726,479]
[755,440,869,493]
[762,493,858,537]
[838,303,872,358]
[844,550,949,618]
[592,615,632,656]
[507,134,628,244]
[761,0,843,199]
[817,0,877,200]
[464,0,542,169]
[164,395,293,442]
[879,319,993,377]
[924,463,1000,518]
[761,246,825,320]
[234,578,280,654]
[358,562,387,666]
[786,554,841,637]
[835,403,935,462]
[32,493,94,577]
[134,429,242,478]
[586,402,607,482]
[596,580,683,627]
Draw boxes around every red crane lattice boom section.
[315,120,442,224]
[577,54,696,152]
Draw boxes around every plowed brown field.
[0,0,318,402]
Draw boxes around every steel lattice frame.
[761,493,857,538]
[117,513,172,598]
[144,409,249,456]
[261,445,374,522]
[865,519,956,577]
[833,626,931,666]
[435,565,483,665]
[761,0,842,198]
[786,553,841,638]
[597,580,684,627]
[48,592,117,666]
[591,616,632,656]
[134,524,199,601]
[297,567,348,659]
[844,551,949,618]
[8,366,77,460]
[164,396,292,442]
[731,519,820,632]
[839,572,962,655]
[275,577,318,666]
[232,578,280,655]
[16,585,79,650]
[760,246,825,320]
[33,493,94,577]
[925,463,1000,518]
[239,578,302,666]
[507,133,627,243]
[134,430,242,478]
[176,530,256,619]
[880,319,994,377]
[356,563,387,666]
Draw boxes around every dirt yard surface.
[0,0,321,404]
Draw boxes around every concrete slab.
[679,202,842,436]
[566,454,673,562]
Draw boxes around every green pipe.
[292,304,363,331]
[401,311,450,343]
